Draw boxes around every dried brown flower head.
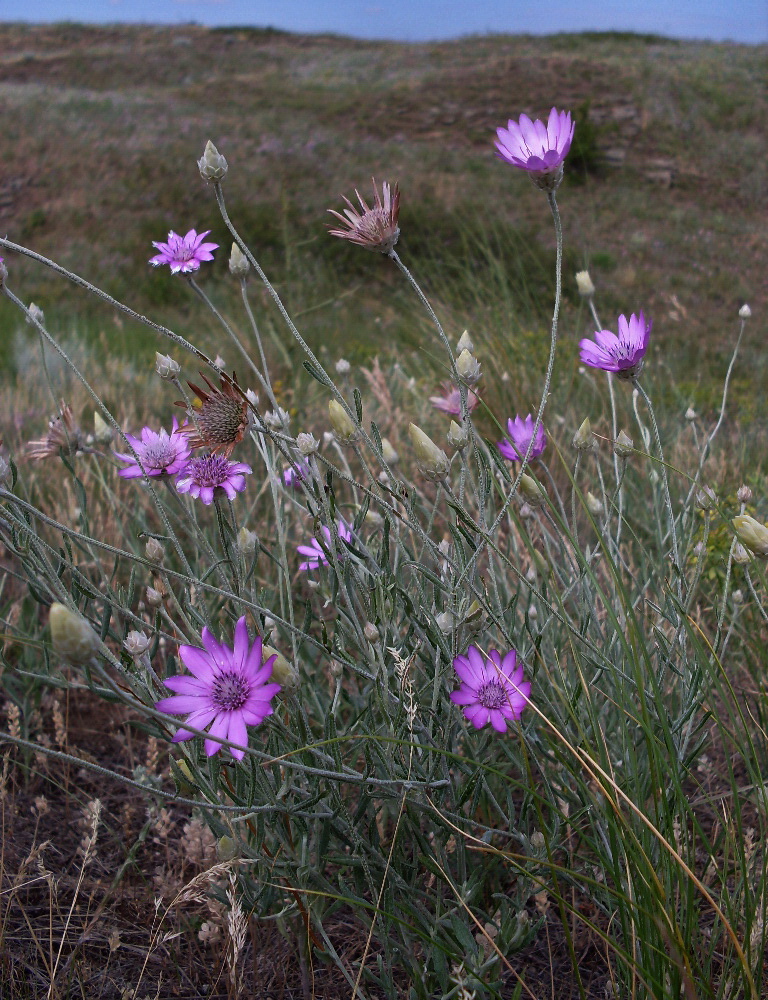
[26,402,83,460]
[178,372,248,457]
[328,178,400,253]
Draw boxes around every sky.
[5,0,767,44]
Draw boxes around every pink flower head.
[450,645,530,733]
[497,414,547,463]
[114,417,191,478]
[579,312,652,380]
[495,108,574,179]
[149,229,219,274]
[429,382,480,416]
[155,616,281,760]
[175,452,252,504]
[328,179,400,254]
[283,460,312,489]
[297,520,353,571]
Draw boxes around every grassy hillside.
[0,24,764,389]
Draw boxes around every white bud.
[335,358,351,375]
[124,630,150,657]
[197,139,228,181]
[575,270,595,297]
[436,611,454,633]
[685,407,696,422]
[519,502,535,519]
[739,304,751,319]
[614,430,633,457]
[26,302,45,325]
[519,473,547,508]
[155,352,180,380]
[145,586,164,608]
[456,329,475,354]
[264,644,299,689]
[408,423,450,481]
[456,349,481,384]
[381,437,399,465]
[528,604,538,621]
[586,491,603,516]
[245,388,259,408]
[732,543,750,564]
[93,411,113,444]
[214,355,226,370]
[229,243,250,277]
[364,510,383,528]
[447,420,469,450]
[237,527,258,556]
[296,432,319,456]
[572,417,595,452]
[49,603,100,665]
[377,470,389,484]
[733,515,768,557]
[145,537,165,563]
[438,539,451,559]
[363,622,380,643]
[732,589,744,605]
[328,400,360,444]
[264,407,290,430]
[695,486,717,511]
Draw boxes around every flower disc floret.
[155,617,281,760]
[175,453,252,504]
[297,520,353,571]
[149,229,219,274]
[495,108,574,176]
[579,312,652,380]
[114,417,191,478]
[497,414,547,463]
[450,645,530,733]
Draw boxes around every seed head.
[146,586,164,608]
[198,140,228,181]
[732,543,751,564]
[26,302,45,325]
[264,407,290,431]
[335,358,351,375]
[181,372,248,457]
[124,630,151,657]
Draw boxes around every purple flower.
[149,229,219,274]
[175,452,252,504]
[429,382,480,416]
[328,179,400,254]
[283,460,312,489]
[450,645,530,733]
[114,417,191,478]
[579,312,652,380]
[497,414,547,463]
[155,616,281,760]
[495,108,574,177]
[297,520,353,571]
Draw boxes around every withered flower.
[178,372,248,457]
[26,402,84,460]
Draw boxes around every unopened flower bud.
[408,423,450,481]
[264,645,299,690]
[519,502,535,519]
[229,243,250,277]
[447,420,469,450]
[732,589,744,605]
[237,527,258,556]
[456,329,475,354]
[586,491,603,516]
[572,417,595,452]
[155,352,180,380]
[456,349,481,384]
[172,757,197,793]
[0,456,10,485]
[26,302,45,325]
[737,485,753,504]
[197,139,228,181]
[145,537,165,563]
[381,437,399,465]
[685,407,696,422]
[124,629,150,657]
[528,604,538,621]
[519,473,547,508]
[328,400,360,444]
[217,835,237,861]
[335,358,351,375]
[214,355,226,370]
[436,611,454,633]
[245,388,259,408]
[0,259,7,286]
[364,510,383,528]
[92,411,113,444]
[264,407,290,430]
[296,432,319,456]
[733,515,768,557]
[614,430,633,457]
[732,542,750,564]
[695,486,717,511]
[438,539,451,559]
[145,586,164,608]
[363,622,380,643]
[49,603,100,665]
[575,270,595,297]
[739,304,751,319]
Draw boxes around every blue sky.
[6,0,767,44]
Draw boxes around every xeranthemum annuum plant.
[0,123,765,1000]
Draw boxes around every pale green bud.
[229,243,249,277]
[586,491,603,516]
[408,423,450,481]
[217,835,237,861]
[519,473,547,508]
[614,430,634,457]
[197,139,228,181]
[381,437,399,465]
[363,622,380,643]
[436,611,454,633]
[575,270,595,297]
[171,757,197,794]
[93,411,113,445]
[447,420,469,450]
[237,527,258,556]
[456,329,474,354]
[328,400,360,444]
[572,417,595,452]
[733,515,768,557]
[739,304,751,319]
[456,349,481,384]
[49,603,100,665]
[155,352,180,380]
[264,644,299,690]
